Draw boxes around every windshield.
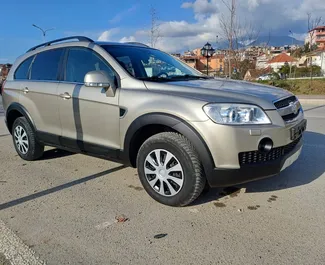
[101,45,208,82]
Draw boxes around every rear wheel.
[12,117,44,161]
[137,132,206,207]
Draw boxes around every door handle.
[22,87,29,94]
[59,92,71,100]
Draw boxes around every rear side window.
[30,49,64,81]
[14,56,34,80]
[65,48,116,83]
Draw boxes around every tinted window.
[14,56,34,80]
[31,49,63,81]
[65,48,115,83]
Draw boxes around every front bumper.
[207,136,303,187]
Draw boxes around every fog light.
[258,138,273,153]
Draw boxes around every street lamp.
[201,42,215,76]
[32,24,55,41]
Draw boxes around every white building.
[267,53,297,72]
[307,49,325,74]
[256,54,270,69]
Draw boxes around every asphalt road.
[0,98,325,265]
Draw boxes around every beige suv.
[2,36,306,206]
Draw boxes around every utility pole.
[32,24,55,42]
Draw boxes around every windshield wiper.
[138,76,170,82]
[169,75,209,80]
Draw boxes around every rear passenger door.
[20,48,64,140]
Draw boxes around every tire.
[12,117,44,161]
[137,132,206,207]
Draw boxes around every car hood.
[144,78,293,109]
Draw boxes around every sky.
[1,0,324,63]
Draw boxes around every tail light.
[1,80,6,95]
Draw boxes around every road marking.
[0,220,45,265]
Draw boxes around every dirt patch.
[128,185,143,191]
[247,205,260,210]
[214,202,226,208]
[0,253,10,265]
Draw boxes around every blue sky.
[1,0,324,63]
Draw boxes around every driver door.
[58,47,120,154]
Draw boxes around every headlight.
[203,103,271,125]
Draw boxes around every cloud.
[290,32,307,41]
[181,0,219,15]
[109,5,137,24]
[97,0,325,53]
[98,28,120,41]
[119,36,136,42]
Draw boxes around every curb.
[297,97,325,106]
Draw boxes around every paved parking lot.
[1,97,325,265]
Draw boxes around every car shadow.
[39,148,74,160]
[193,131,325,205]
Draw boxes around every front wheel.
[137,132,206,207]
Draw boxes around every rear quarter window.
[14,56,34,80]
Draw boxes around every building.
[181,48,225,76]
[267,53,296,72]
[256,54,270,69]
[306,48,325,74]
[305,26,325,49]
[244,68,272,81]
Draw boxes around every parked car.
[2,37,306,206]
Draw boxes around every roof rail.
[27,36,94,53]
[126,42,150,48]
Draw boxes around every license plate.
[290,119,307,141]
[281,146,302,172]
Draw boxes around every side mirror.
[84,70,116,97]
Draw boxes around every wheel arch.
[123,113,215,175]
[6,103,36,134]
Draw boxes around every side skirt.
[36,131,129,165]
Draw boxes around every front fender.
[123,113,215,176]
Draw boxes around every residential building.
[171,53,181,58]
[256,54,270,69]
[181,52,225,76]
[306,48,325,74]
[244,68,272,81]
[267,53,296,72]
[305,26,325,48]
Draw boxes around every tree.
[220,0,236,79]
[307,13,322,50]
[220,0,260,79]
[149,5,160,48]
[307,12,322,87]
[303,42,310,53]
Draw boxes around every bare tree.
[307,12,322,50]
[150,5,161,48]
[220,0,236,78]
[307,12,322,86]
[220,0,261,78]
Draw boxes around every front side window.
[102,45,207,82]
[14,56,34,80]
[30,49,64,81]
[65,48,116,83]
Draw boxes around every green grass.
[256,79,325,95]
